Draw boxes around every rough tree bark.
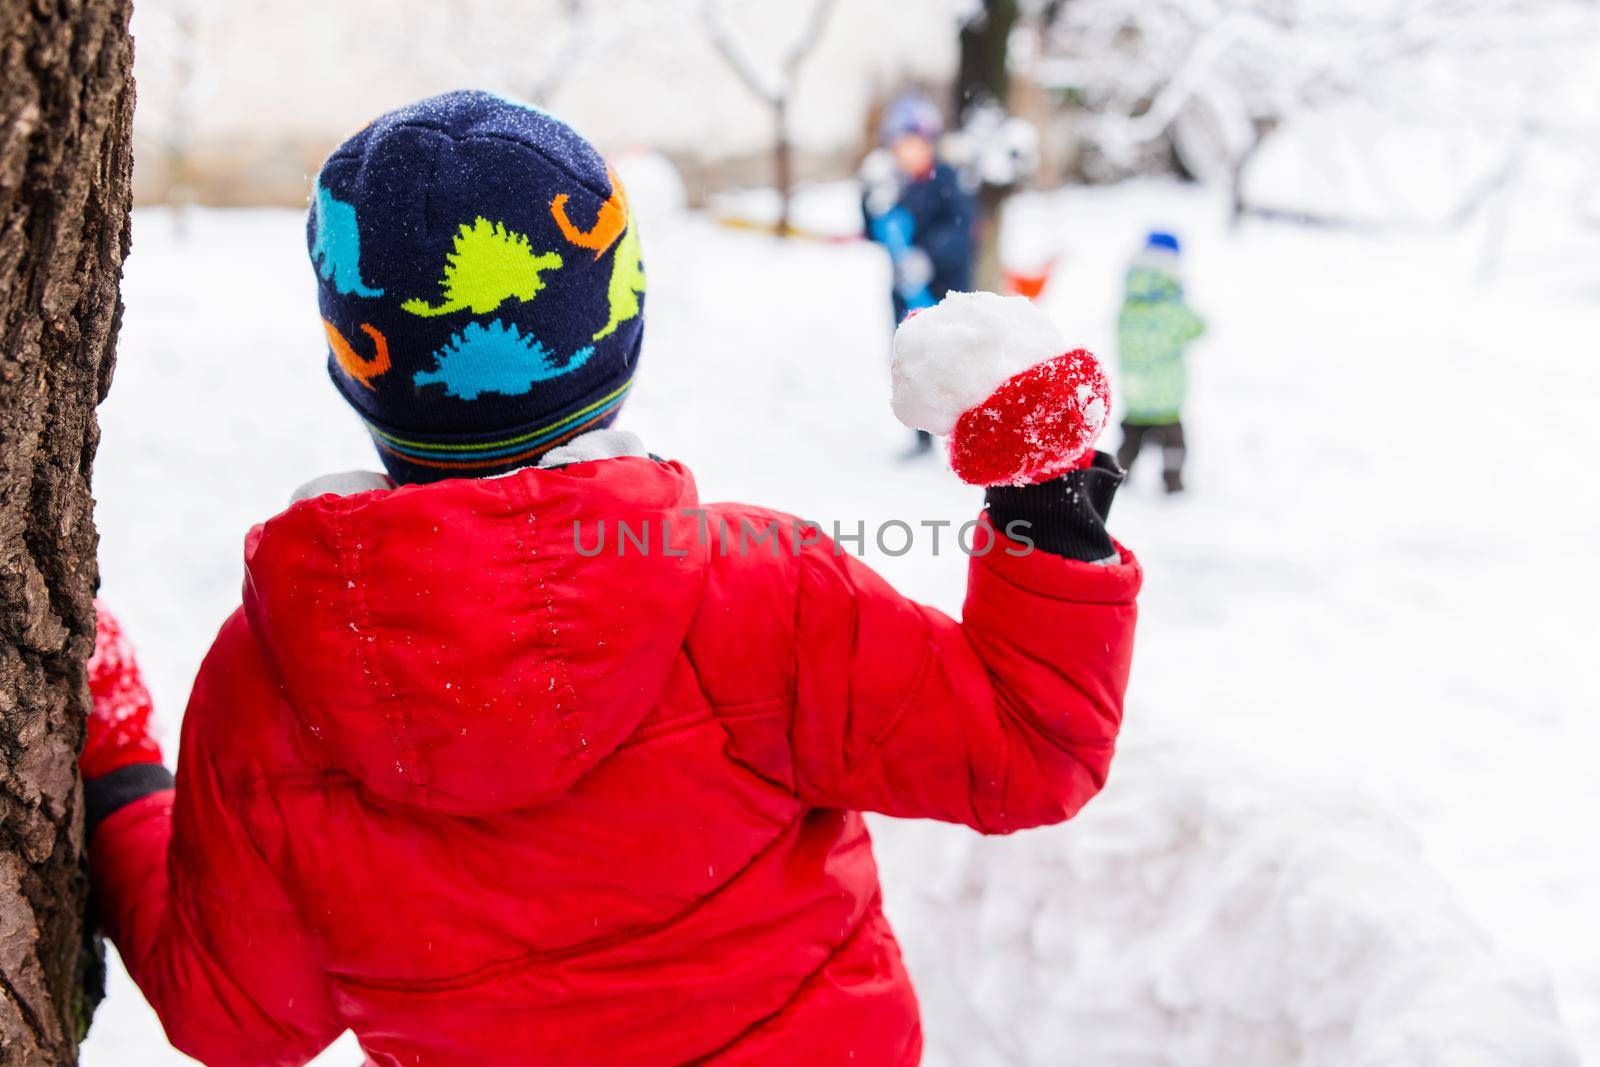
[0,0,135,1063]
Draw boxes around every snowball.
[891,291,1067,435]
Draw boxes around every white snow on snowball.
[891,291,1066,435]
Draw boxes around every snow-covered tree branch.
[1030,0,1600,227]
[395,0,678,110]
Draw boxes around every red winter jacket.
[92,456,1140,1067]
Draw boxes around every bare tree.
[955,0,1023,290]
[0,0,135,1061]
[957,0,1018,118]
[702,0,840,236]
[439,0,594,108]
[132,0,202,231]
[392,0,681,114]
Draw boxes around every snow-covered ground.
[82,177,1599,1064]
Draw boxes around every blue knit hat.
[881,93,944,145]
[1145,230,1181,255]
[309,90,645,484]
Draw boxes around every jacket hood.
[243,457,709,815]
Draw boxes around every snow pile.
[890,292,1067,435]
[875,736,1579,1067]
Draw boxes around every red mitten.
[891,292,1110,487]
[83,602,165,780]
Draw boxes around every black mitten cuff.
[85,763,175,841]
[983,452,1125,563]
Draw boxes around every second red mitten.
[84,602,165,781]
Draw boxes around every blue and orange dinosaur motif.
[549,167,646,341]
[324,319,391,391]
[414,320,594,401]
[550,165,629,260]
[311,182,384,298]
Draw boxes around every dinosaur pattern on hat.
[308,91,648,483]
[414,320,595,401]
[551,165,629,260]
[324,319,392,391]
[594,222,646,341]
[311,182,385,298]
[402,218,564,318]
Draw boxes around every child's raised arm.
[800,466,1134,833]
[700,295,1140,832]
[85,607,341,1067]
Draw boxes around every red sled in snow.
[1002,256,1059,302]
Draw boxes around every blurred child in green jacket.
[1115,231,1206,493]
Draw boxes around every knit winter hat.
[881,93,944,145]
[308,90,645,484]
[1145,230,1181,255]
[1128,231,1185,302]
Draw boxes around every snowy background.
[79,0,1600,1062]
[82,171,1599,1064]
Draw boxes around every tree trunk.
[1228,118,1277,230]
[973,184,1007,295]
[773,96,793,238]
[0,0,135,1063]
[955,0,1017,117]
[956,0,1020,293]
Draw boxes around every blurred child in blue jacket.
[862,93,977,453]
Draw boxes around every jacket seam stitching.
[617,709,715,748]
[793,550,936,796]
[234,769,356,796]
[151,996,328,1060]
[327,812,812,994]
[335,503,423,787]
[986,627,1121,742]
[837,632,935,797]
[975,551,1137,605]
[709,697,788,719]
[681,890,888,1064]
[507,477,584,758]
[788,552,809,793]
[167,865,305,921]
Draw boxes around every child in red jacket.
[84,91,1140,1067]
